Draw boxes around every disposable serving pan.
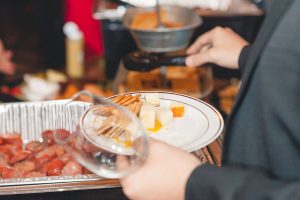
[0,100,120,195]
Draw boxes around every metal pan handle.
[123,51,187,72]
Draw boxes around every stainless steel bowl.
[123,5,202,52]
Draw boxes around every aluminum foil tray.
[0,100,120,195]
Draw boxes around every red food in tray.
[1,134,23,146]
[9,150,32,165]
[62,160,83,176]
[0,130,92,179]
[42,158,64,176]
[0,137,4,145]
[26,141,44,153]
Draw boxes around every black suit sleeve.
[185,164,300,200]
[238,45,252,74]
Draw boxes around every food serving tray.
[0,100,120,195]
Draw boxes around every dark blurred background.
[0,0,264,79]
[0,0,65,73]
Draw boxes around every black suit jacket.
[186,0,300,199]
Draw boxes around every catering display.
[0,0,264,196]
[118,5,216,103]
[119,4,201,96]
[0,4,220,194]
[115,4,215,101]
[0,100,103,194]
[0,91,223,194]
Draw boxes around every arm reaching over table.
[121,139,200,200]
[121,140,300,200]
[185,26,249,70]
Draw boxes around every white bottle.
[63,22,84,79]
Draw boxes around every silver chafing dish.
[0,100,119,195]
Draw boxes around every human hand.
[120,139,200,200]
[0,40,16,75]
[185,26,249,69]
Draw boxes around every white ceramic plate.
[111,91,224,152]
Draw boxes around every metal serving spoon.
[156,0,164,29]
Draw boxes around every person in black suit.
[121,0,300,199]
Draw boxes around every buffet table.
[0,1,262,198]
[0,83,224,198]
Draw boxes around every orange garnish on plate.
[170,102,185,117]
[147,120,163,133]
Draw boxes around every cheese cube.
[139,104,155,129]
[145,93,160,106]
[155,107,173,126]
